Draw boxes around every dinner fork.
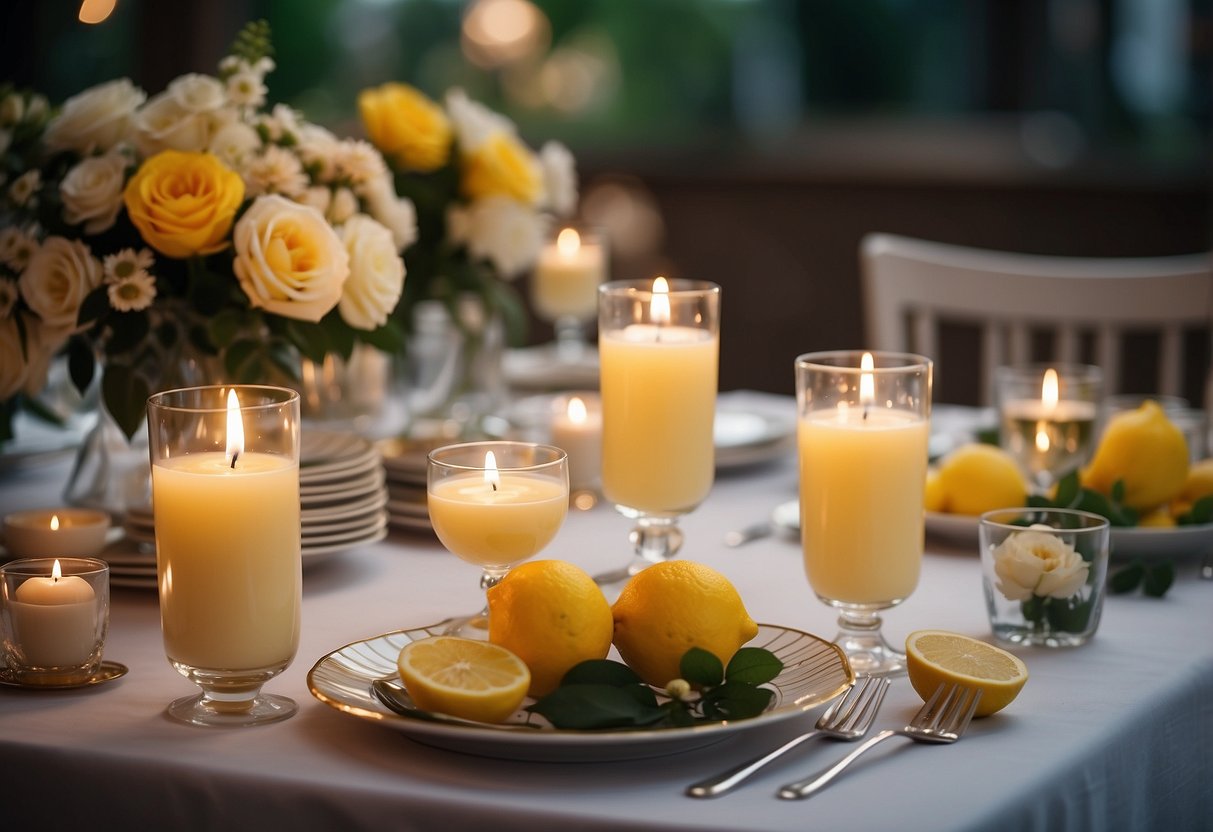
[776,682,981,800]
[685,675,890,798]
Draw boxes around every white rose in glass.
[60,152,128,234]
[992,527,1090,601]
[338,214,405,331]
[18,236,103,328]
[0,315,29,399]
[43,78,146,155]
[233,194,349,323]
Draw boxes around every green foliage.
[1109,560,1175,598]
[227,20,274,67]
[1027,470,1138,527]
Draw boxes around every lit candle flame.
[50,514,60,531]
[859,352,875,409]
[556,227,581,257]
[651,276,670,326]
[78,0,116,24]
[1035,421,1051,453]
[1041,368,1059,412]
[226,389,244,468]
[52,559,62,582]
[567,395,587,425]
[484,450,500,492]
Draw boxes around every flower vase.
[299,343,401,437]
[399,296,505,440]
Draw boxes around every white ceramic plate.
[301,491,388,522]
[307,622,852,763]
[302,525,387,560]
[299,468,385,499]
[714,408,796,470]
[301,431,378,472]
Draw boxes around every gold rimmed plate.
[0,660,128,690]
[307,622,852,762]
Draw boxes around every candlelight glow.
[651,276,671,325]
[78,0,116,24]
[567,395,588,425]
[226,389,244,467]
[556,227,581,257]
[52,559,62,582]
[50,514,60,531]
[1042,368,1059,410]
[859,352,875,406]
[1035,422,1051,453]
[483,450,501,489]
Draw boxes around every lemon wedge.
[905,630,1028,717]
[396,636,531,724]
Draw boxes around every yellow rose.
[358,83,451,173]
[461,132,542,205]
[123,150,245,258]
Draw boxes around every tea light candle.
[3,508,110,558]
[532,227,606,322]
[10,558,98,667]
[551,394,602,492]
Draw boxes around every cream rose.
[448,195,544,279]
[992,527,1090,601]
[233,194,349,323]
[338,214,405,331]
[60,152,129,234]
[133,76,236,156]
[18,236,102,328]
[0,314,29,399]
[43,78,146,155]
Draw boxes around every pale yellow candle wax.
[11,560,97,667]
[428,473,568,569]
[533,228,605,321]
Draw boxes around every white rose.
[60,152,128,234]
[43,78,146,155]
[19,236,102,328]
[0,314,29,399]
[539,141,577,216]
[233,194,349,323]
[992,528,1090,601]
[362,175,417,251]
[445,88,515,153]
[167,73,228,114]
[208,121,262,172]
[449,195,545,279]
[133,78,235,156]
[338,214,405,331]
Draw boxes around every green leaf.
[1142,561,1175,598]
[76,284,110,327]
[699,682,774,721]
[680,647,724,688]
[1054,470,1080,507]
[223,338,260,379]
[358,319,407,354]
[559,659,645,688]
[525,685,667,730]
[1020,595,1045,623]
[104,311,150,355]
[1044,595,1092,633]
[67,335,95,394]
[1108,561,1144,594]
[724,647,783,686]
[320,313,356,360]
[1178,495,1213,525]
[208,309,247,349]
[286,320,330,364]
[1110,479,1126,503]
[101,364,150,440]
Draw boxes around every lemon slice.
[905,630,1028,717]
[396,636,531,724]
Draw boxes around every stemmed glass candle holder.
[996,364,1102,491]
[427,441,568,636]
[796,351,932,676]
[598,277,720,580]
[147,385,301,727]
[531,225,608,363]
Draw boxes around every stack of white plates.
[110,513,158,589]
[378,437,439,534]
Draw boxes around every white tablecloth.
[2,406,1211,832]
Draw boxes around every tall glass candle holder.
[531,224,608,363]
[147,385,301,727]
[598,277,720,581]
[796,351,932,676]
[996,364,1102,491]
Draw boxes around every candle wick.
[863,405,869,422]
[230,450,239,469]
[491,482,497,492]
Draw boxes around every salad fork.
[777,682,981,800]
[686,675,890,798]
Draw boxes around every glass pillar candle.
[147,385,301,727]
[796,351,932,676]
[996,364,1102,491]
[598,277,720,579]
[531,225,608,362]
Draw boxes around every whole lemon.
[924,468,946,513]
[1170,457,1213,518]
[487,560,613,697]
[1082,401,1188,511]
[935,444,1028,516]
[611,561,759,688]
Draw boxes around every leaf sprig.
[525,647,783,731]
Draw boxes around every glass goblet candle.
[531,225,608,363]
[796,351,932,676]
[996,364,1102,491]
[427,441,568,637]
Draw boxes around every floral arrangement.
[991,524,1092,632]
[357,81,577,344]
[0,23,418,440]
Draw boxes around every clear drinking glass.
[147,385,301,727]
[597,278,721,581]
[996,364,1102,491]
[427,441,568,636]
[979,508,1110,647]
[796,351,932,676]
[531,224,608,363]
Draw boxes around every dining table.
[1,392,1210,832]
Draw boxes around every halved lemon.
[905,630,1028,717]
[396,636,531,724]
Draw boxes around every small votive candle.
[550,392,603,495]
[3,508,110,558]
[0,557,110,684]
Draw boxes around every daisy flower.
[103,248,155,283]
[107,272,157,312]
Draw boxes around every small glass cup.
[531,224,608,363]
[1,557,110,685]
[979,508,1110,647]
[995,364,1102,491]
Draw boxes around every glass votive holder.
[0,557,110,685]
[979,508,1110,648]
[3,508,111,558]
[995,364,1103,490]
[549,392,602,504]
